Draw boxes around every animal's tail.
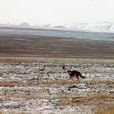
[79,73,85,78]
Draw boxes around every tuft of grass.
[58,93,114,107]
[0,81,24,87]
[84,80,114,85]
[0,58,37,63]
[95,107,114,114]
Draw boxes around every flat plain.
[0,33,114,113]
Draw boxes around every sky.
[0,0,114,26]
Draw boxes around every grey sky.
[0,0,114,25]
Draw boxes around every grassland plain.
[0,34,114,58]
[0,34,114,113]
[0,57,114,113]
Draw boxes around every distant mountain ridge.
[70,22,114,33]
[50,22,114,33]
[0,22,114,33]
[0,25,114,41]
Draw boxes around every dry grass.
[0,111,28,114]
[84,70,114,74]
[95,107,114,114]
[5,92,37,100]
[0,34,114,59]
[84,80,114,85]
[58,93,114,107]
[0,81,25,87]
[0,58,37,63]
[0,54,114,112]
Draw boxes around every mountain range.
[0,22,114,33]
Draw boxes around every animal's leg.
[76,75,80,81]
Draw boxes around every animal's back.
[71,70,80,75]
[69,70,85,78]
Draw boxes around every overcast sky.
[0,0,114,26]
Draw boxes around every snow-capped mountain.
[49,22,114,33]
[0,22,114,41]
[70,22,114,33]
[1,22,114,33]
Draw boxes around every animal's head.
[62,65,69,70]
[63,65,72,73]
[67,70,71,75]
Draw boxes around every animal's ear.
[62,65,66,70]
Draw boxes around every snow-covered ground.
[0,57,114,113]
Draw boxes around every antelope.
[63,65,85,80]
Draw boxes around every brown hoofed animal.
[67,70,85,80]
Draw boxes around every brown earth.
[0,34,114,58]
[0,34,114,113]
